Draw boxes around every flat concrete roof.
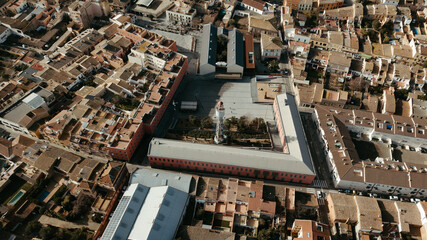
[130,168,192,193]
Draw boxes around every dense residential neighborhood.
[0,0,427,239]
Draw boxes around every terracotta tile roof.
[241,0,265,11]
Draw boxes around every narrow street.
[300,112,335,189]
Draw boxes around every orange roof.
[245,34,255,69]
[31,63,43,71]
[248,181,276,215]
[241,0,265,11]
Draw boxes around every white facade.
[238,1,263,15]
[129,48,166,71]
[313,108,427,198]
[166,6,196,25]
[0,26,11,44]
[380,0,399,5]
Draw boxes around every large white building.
[101,183,189,240]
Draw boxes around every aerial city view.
[0,0,427,239]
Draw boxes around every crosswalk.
[317,198,325,205]
[312,180,328,189]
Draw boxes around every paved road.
[300,112,335,189]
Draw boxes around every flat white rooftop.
[101,183,188,240]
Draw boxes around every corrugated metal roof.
[200,24,217,67]
[22,93,45,109]
[100,184,188,240]
[227,29,244,68]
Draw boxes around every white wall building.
[166,2,196,26]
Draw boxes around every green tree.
[68,193,94,221]
[217,35,228,62]
[418,16,426,26]
[53,185,67,205]
[188,115,200,127]
[360,28,368,35]
[61,195,73,211]
[367,30,379,43]
[237,116,248,131]
[305,13,318,28]
[14,64,28,72]
[423,61,427,68]
[395,89,409,100]
[70,228,88,240]
[56,228,71,240]
[257,228,280,240]
[25,220,41,236]
[225,116,238,129]
[228,19,236,27]
[268,60,280,72]
[5,9,15,17]
[39,226,56,240]
[380,20,394,36]
[383,36,390,43]
[39,206,46,214]
[201,117,213,129]
[373,20,381,30]
[251,118,266,131]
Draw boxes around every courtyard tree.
[39,226,56,240]
[188,115,200,127]
[268,60,280,72]
[201,117,213,129]
[237,116,248,131]
[372,20,381,30]
[25,220,42,237]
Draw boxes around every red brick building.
[147,138,315,184]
